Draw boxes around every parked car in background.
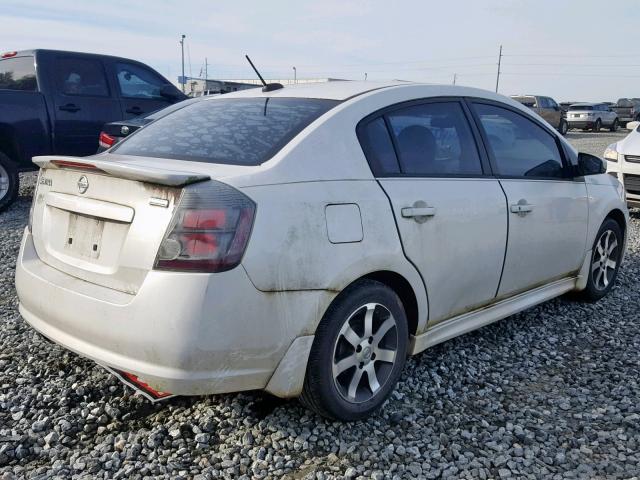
[0,49,187,211]
[566,103,619,132]
[510,95,568,134]
[605,120,640,208]
[16,82,627,421]
[98,97,204,152]
[611,98,640,126]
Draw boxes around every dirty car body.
[16,82,628,420]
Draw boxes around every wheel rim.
[332,303,398,404]
[591,229,619,291]
[0,163,9,200]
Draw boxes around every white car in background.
[566,103,619,132]
[15,82,628,421]
[605,120,640,208]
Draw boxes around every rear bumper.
[567,120,595,129]
[16,230,329,397]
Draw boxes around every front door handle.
[510,201,534,216]
[401,201,436,223]
[126,106,143,115]
[59,103,80,113]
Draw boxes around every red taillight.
[155,181,255,273]
[2,51,17,58]
[119,371,172,400]
[99,132,116,150]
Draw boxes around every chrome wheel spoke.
[591,261,601,273]
[595,269,604,288]
[365,364,381,393]
[606,259,617,270]
[333,355,358,376]
[347,368,364,400]
[363,303,375,338]
[373,317,395,345]
[375,347,396,364]
[341,324,361,347]
[607,239,618,256]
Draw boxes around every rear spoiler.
[33,156,210,187]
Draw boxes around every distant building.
[180,77,347,97]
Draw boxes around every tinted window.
[569,105,593,111]
[113,98,338,165]
[358,117,400,175]
[474,103,564,178]
[55,57,108,97]
[386,102,482,176]
[117,62,166,100]
[0,56,37,91]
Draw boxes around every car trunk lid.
[30,155,210,294]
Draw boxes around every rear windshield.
[112,97,339,165]
[569,105,593,111]
[0,56,37,91]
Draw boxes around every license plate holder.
[64,213,105,259]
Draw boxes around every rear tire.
[593,119,601,132]
[577,218,623,302]
[0,152,19,213]
[559,119,568,136]
[300,279,408,421]
[610,119,619,132]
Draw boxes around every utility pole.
[453,73,457,85]
[364,72,368,81]
[204,57,208,81]
[180,34,186,93]
[495,44,502,93]
[293,66,296,84]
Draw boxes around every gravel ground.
[1,132,639,479]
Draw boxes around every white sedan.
[15,81,628,421]
[605,121,640,208]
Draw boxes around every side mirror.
[626,120,640,131]
[159,84,181,101]
[577,152,606,176]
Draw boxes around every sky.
[1,0,639,102]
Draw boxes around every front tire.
[578,218,623,302]
[0,152,19,213]
[559,119,569,135]
[300,279,408,421]
[593,119,602,132]
[610,118,619,132]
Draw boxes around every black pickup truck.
[0,49,186,211]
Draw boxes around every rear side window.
[116,62,166,100]
[357,117,400,175]
[474,103,565,178]
[113,98,339,165]
[0,56,37,91]
[55,57,109,97]
[386,102,483,176]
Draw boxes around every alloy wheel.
[0,163,9,200]
[591,229,619,291]
[332,303,399,403]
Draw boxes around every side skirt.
[409,277,577,355]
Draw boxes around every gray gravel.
[1,132,640,479]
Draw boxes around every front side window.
[386,102,482,176]
[116,62,166,100]
[113,97,338,165]
[0,56,37,91]
[474,103,565,178]
[55,57,109,97]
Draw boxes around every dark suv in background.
[0,49,186,211]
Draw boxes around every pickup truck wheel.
[300,279,408,421]
[610,119,619,132]
[559,119,568,135]
[593,119,601,132]
[0,153,19,213]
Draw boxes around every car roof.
[4,49,153,64]
[212,80,525,103]
[570,102,598,107]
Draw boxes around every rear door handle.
[59,103,80,113]
[126,106,143,115]
[510,202,534,215]
[401,202,436,223]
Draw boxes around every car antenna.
[245,54,283,92]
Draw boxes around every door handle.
[510,202,534,215]
[59,103,80,113]
[401,201,436,223]
[126,106,143,115]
